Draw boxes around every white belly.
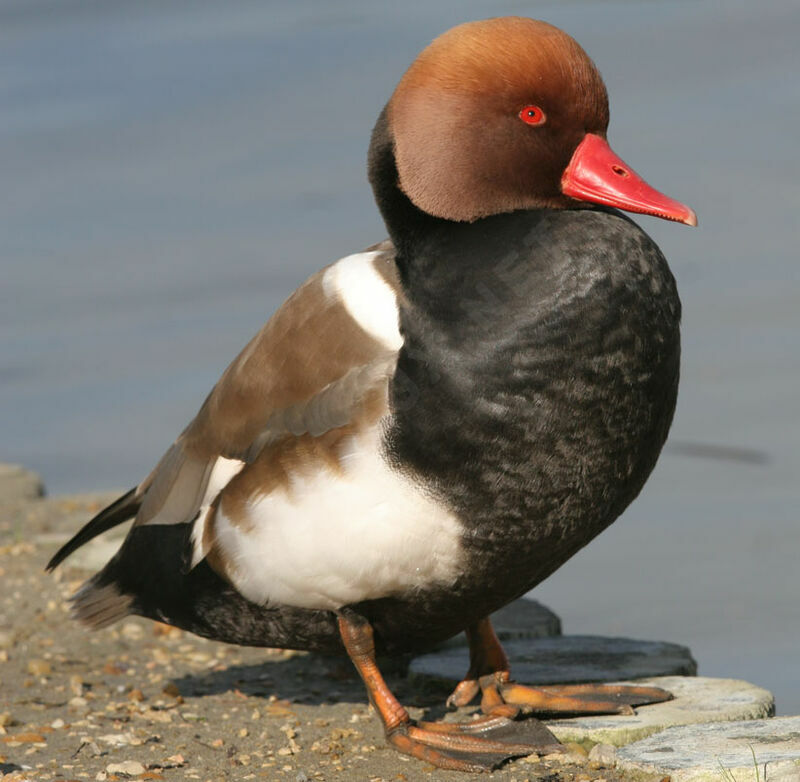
[212,428,464,611]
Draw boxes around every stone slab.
[547,676,775,747]
[0,463,45,503]
[492,598,562,639]
[436,598,561,649]
[616,716,800,782]
[410,635,697,685]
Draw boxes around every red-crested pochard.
[48,17,696,772]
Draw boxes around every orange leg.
[338,610,561,772]
[447,617,673,717]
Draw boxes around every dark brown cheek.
[541,123,587,189]
[513,132,563,199]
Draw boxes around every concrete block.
[410,634,696,685]
[548,676,775,747]
[437,598,562,649]
[616,716,800,782]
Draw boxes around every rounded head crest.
[387,17,610,222]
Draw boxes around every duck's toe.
[465,675,673,717]
[499,681,674,716]
[388,715,562,772]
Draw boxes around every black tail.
[46,487,140,571]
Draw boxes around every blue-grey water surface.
[2,1,799,712]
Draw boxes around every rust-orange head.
[384,17,696,226]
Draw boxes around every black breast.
[368,207,681,652]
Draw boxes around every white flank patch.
[322,252,403,350]
[190,456,245,567]
[213,428,463,610]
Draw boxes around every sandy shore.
[0,489,662,782]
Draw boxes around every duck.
[47,17,696,773]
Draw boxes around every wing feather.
[131,244,401,543]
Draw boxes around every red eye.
[519,105,546,126]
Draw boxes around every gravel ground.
[0,490,666,782]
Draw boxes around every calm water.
[2,1,798,712]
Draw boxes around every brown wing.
[134,241,400,529]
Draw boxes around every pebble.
[162,682,181,698]
[588,743,617,766]
[99,733,141,747]
[3,732,46,744]
[542,750,584,765]
[27,659,52,676]
[564,742,588,757]
[81,740,104,757]
[106,760,146,775]
[121,622,144,640]
[70,674,84,696]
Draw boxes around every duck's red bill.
[561,133,697,226]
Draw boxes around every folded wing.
[47,242,402,572]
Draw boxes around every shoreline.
[2,468,797,781]
[1,482,649,781]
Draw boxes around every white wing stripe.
[190,456,245,567]
[322,252,403,350]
